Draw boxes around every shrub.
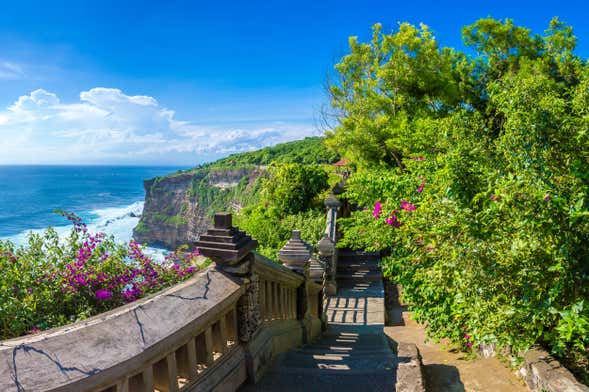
[329,17,589,381]
[0,212,202,340]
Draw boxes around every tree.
[330,17,589,380]
[262,163,329,215]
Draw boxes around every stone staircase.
[242,251,399,391]
[336,250,383,282]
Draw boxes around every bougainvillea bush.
[329,17,589,380]
[0,212,203,340]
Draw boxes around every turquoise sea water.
[0,166,183,245]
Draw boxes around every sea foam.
[2,201,167,261]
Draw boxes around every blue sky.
[0,0,588,165]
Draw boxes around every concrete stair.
[241,251,399,391]
[244,330,397,391]
[336,250,383,282]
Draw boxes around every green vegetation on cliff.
[134,136,339,254]
[210,137,339,167]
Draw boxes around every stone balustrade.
[0,213,323,392]
[316,192,342,295]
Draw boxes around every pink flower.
[400,200,416,211]
[412,156,425,161]
[466,341,473,347]
[544,194,550,201]
[385,212,401,227]
[424,246,435,252]
[26,327,41,335]
[372,201,382,218]
[464,334,471,340]
[95,289,112,301]
[490,194,500,201]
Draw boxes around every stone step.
[290,347,394,356]
[337,266,381,275]
[337,271,383,281]
[338,258,380,266]
[330,282,385,297]
[243,370,396,392]
[277,352,396,371]
[303,332,388,349]
[337,263,381,271]
[338,254,380,263]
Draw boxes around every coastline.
[0,200,169,261]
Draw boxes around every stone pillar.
[195,213,260,342]
[324,193,341,241]
[279,230,316,343]
[318,234,337,295]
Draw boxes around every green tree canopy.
[328,17,589,381]
[262,163,329,215]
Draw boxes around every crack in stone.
[7,272,213,391]
[132,305,147,347]
[164,271,211,301]
[11,344,101,391]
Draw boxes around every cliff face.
[133,168,262,249]
[133,137,338,249]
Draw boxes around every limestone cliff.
[133,167,263,249]
[132,137,338,249]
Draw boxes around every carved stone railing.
[316,192,342,295]
[0,213,324,392]
[0,267,243,392]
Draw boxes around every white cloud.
[0,61,25,79]
[0,87,319,165]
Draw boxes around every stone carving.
[296,281,308,320]
[238,271,261,342]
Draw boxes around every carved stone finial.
[332,181,345,195]
[325,193,342,208]
[278,230,311,275]
[195,212,258,267]
[317,233,334,257]
[214,212,232,229]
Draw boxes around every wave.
[1,201,167,261]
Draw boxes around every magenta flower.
[385,213,401,227]
[372,201,382,218]
[95,289,112,301]
[464,334,471,340]
[544,194,550,201]
[26,327,41,335]
[466,341,473,347]
[490,194,500,201]
[400,200,417,211]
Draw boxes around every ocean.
[0,166,184,251]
